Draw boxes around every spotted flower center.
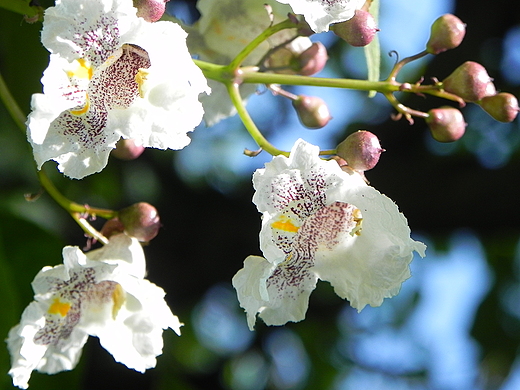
[34,268,124,346]
[54,44,151,152]
[268,201,362,290]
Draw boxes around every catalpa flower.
[7,234,181,389]
[27,0,209,179]
[232,139,426,330]
[276,0,366,32]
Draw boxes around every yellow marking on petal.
[66,58,93,80]
[111,284,126,320]
[48,297,71,317]
[272,217,299,233]
[213,19,222,35]
[351,208,363,236]
[135,68,149,98]
[70,93,90,116]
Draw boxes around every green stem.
[229,18,297,69]
[0,71,27,132]
[387,50,429,81]
[226,81,288,157]
[195,60,466,105]
[193,60,232,84]
[1,68,116,240]
[37,169,116,220]
[239,71,396,92]
[384,92,428,122]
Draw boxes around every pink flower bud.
[331,10,378,47]
[442,61,496,102]
[118,202,161,242]
[292,95,332,129]
[426,107,466,142]
[336,130,384,172]
[133,0,168,22]
[479,93,519,123]
[112,139,145,161]
[298,42,328,76]
[426,14,466,54]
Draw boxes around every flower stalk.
[1,69,116,241]
[0,71,27,133]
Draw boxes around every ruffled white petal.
[315,182,427,310]
[87,277,181,372]
[233,255,318,330]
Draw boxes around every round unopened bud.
[336,130,384,172]
[265,37,316,75]
[298,42,328,76]
[292,95,332,129]
[133,0,168,22]
[479,93,519,123]
[331,10,378,47]
[442,61,496,102]
[426,107,466,142]
[118,202,161,242]
[426,14,466,54]
[112,138,145,161]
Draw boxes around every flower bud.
[112,138,145,161]
[298,42,328,76]
[479,93,519,123]
[292,95,332,129]
[442,61,496,102]
[426,107,466,142]
[426,14,466,54]
[336,130,384,172]
[118,202,161,242]
[331,10,378,47]
[133,0,168,22]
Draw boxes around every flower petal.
[276,0,366,32]
[232,255,318,330]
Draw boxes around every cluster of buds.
[378,13,518,143]
[261,27,333,129]
[101,202,161,242]
[427,60,518,141]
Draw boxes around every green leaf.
[0,0,39,17]
[364,0,381,97]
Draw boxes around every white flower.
[183,0,311,126]
[276,0,366,33]
[7,234,181,389]
[27,0,209,179]
[232,139,426,330]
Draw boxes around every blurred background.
[2,0,520,389]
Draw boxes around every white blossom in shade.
[27,0,209,179]
[7,234,181,389]
[232,139,426,330]
[181,0,311,126]
[276,0,366,33]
